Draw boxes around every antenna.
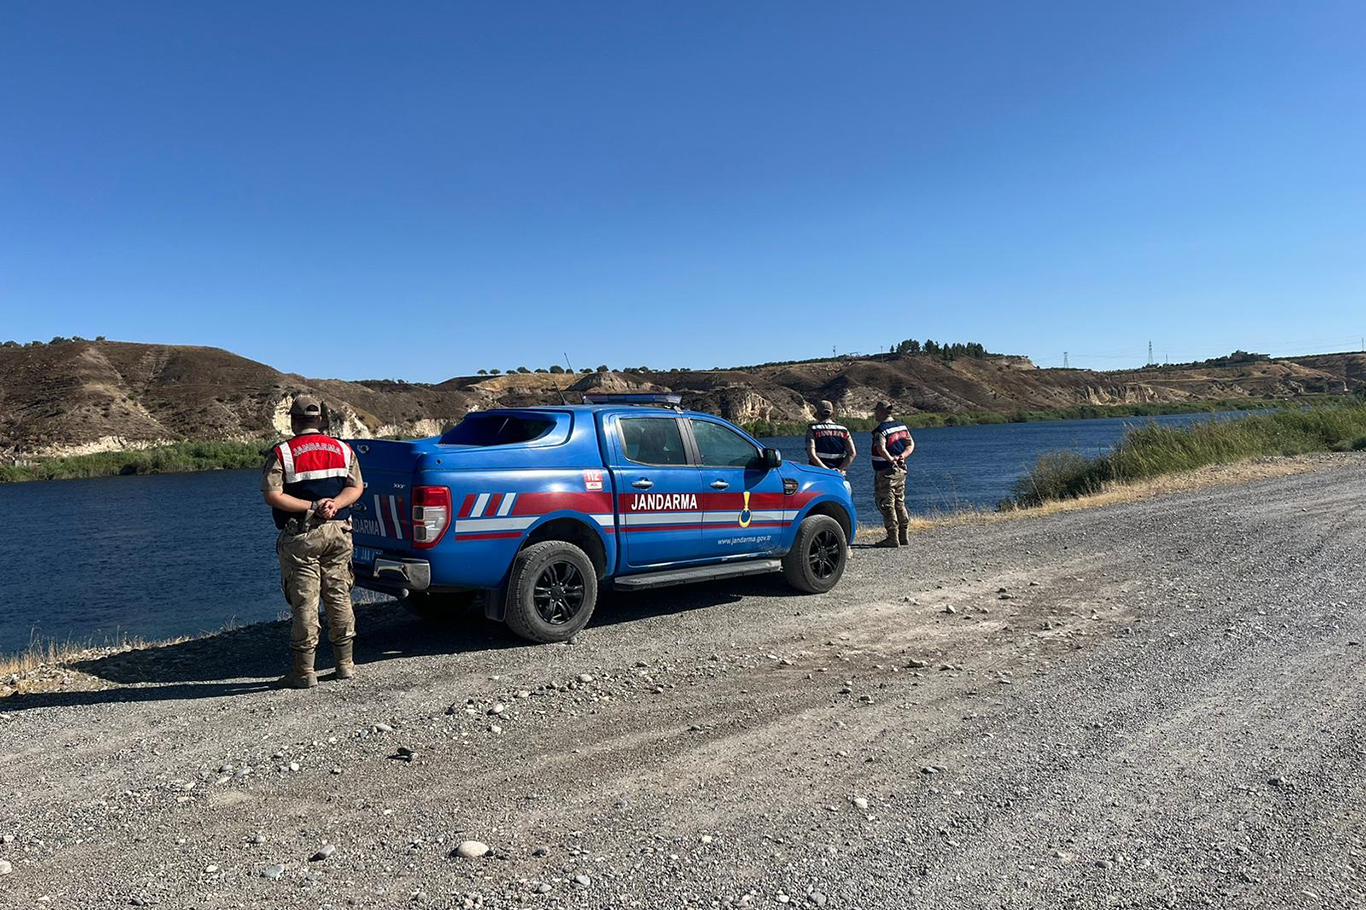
[1148,340,1154,364]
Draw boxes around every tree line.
[1,336,108,347]
[892,339,993,359]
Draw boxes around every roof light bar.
[582,393,683,407]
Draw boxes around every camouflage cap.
[289,394,323,418]
[816,399,835,417]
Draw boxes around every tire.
[782,514,848,594]
[504,540,599,643]
[404,590,480,621]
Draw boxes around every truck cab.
[349,395,856,642]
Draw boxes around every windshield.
[440,413,558,447]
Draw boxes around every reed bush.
[1011,404,1366,508]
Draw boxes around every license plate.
[353,546,380,567]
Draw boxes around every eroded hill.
[1,340,1361,458]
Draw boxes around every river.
[0,411,1247,655]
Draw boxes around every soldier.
[869,400,914,548]
[805,400,856,474]
[261,395,364,688]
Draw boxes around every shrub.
[549,365,564,374]
[1011,451,1112,507]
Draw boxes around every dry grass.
[0,633,192,691]
[854,453,1336,542]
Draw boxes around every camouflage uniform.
[261,428,362,682]
[871,408,914,547]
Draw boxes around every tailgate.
[348,438,430,558]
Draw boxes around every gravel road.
[3,456,1364,909]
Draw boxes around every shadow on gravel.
[1,600,517,713]
[5,579,801,714]
[592,575,799,628]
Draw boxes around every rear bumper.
[355,557,432,593]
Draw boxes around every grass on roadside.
[1009,404,1366,509]
[0,439,271,483]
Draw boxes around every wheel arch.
[519,516,610,580]
[800,499,853,542]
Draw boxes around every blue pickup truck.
[348,395,856,643]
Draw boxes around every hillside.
[1,340,1362,458]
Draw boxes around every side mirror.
[761,447,783,469]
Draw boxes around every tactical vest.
[272,432,354,530]
[871,420,913,473]
[808,422,852,469]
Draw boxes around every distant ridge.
[1,340,1361,459]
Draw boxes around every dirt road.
[3,457,1365,909]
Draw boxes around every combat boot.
[873,535,900,549]
[898,528,910,546]
[333,641,355,680]
[278,650,317,689]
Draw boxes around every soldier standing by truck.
[870,400,914,548]
[261,395,364,688]
[805,399,856,473]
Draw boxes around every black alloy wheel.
[532,560,587,625]
[782,513,848,594]
[807,527,843,580]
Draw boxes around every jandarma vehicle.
[348,394,857,643]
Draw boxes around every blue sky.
[3,2,1364,381]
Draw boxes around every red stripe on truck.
[511,491,613,515]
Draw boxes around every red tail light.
[411,486,452,548]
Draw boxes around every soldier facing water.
[869,400,914,548]
[805,399,856,474]
[260,395,364,688]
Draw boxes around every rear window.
[619,417,689,466]
[440,413,558,447]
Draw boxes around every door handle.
[710,479,729,490]
[631,478,654,489]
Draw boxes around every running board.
[614,559,782,591]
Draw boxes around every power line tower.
[1063,351,1069,369]
[1148,340,1154,364]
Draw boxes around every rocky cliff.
[1,340,1361,458]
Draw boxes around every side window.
[691,420,759,468]
[619,417,689,466]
